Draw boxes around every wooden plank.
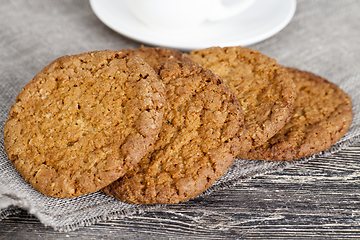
[1,143,360,239]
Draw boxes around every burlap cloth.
[1,0,360,232]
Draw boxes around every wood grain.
[1,142,360,239]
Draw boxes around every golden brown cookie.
[102,61,245,204]
[238,68,353,161]
[122,45,192,69]
[4,50,166,198]
[188,46,296,153]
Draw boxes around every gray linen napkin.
[1,0,360,232]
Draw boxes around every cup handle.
[207,0,256,21]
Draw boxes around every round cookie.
[238,68,353,161]
[189,46,296,153]
[102,61,246,204]
[122,45,192,69]
[4,50,166,198]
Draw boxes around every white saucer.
[90,0,296,51]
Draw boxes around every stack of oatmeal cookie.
[3,45,353,204]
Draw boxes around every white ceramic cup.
[126,0,256,32]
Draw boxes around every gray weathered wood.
[1,143,360,239]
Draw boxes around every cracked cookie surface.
[121,45,192,69]
[238,68,353,161]
[189,46,296,153]
[4,50,165,198]
[102,61,245,204]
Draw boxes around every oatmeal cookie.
[188,46,296,153]
[103,61,245,204]
[4,50,165,198]
[238,68,353,161]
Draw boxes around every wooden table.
[1,142,360,239]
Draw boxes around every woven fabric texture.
[0,0,359,231]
